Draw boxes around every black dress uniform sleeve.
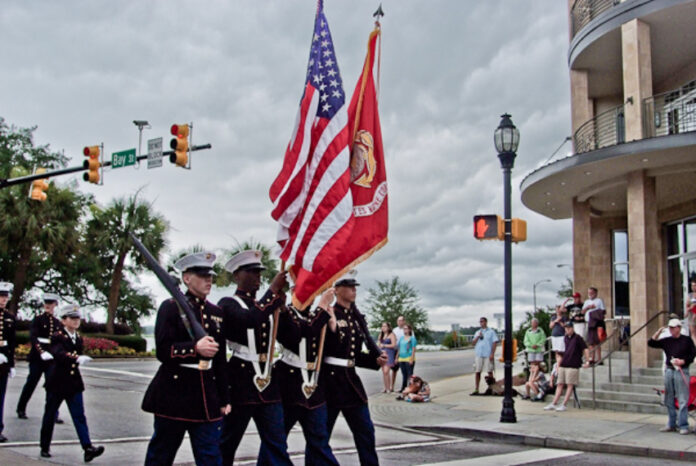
[218,289,284,330]
[155,300,198,364]
[6,312,15,368]
[29,315,42,357]
[0,310,16,369]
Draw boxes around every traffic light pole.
[0,144,211,189]
[499,149,517,424]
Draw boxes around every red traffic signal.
[170,123,190,168]
[473,215,503,240]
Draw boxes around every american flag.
[269,0,353,276]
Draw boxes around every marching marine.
[16,292,63,421]
[0,281,16,443]
[142,252,230,466]
[217,250,293,465]
[40,304,104,462]
[259,288,339,465]
[322,271,387,465]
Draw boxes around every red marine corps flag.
[270,6,388,308]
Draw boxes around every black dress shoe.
[84,445,105,462]
[17,411,27,419]
[0,434,7,443]
[40,450,51,458]
[55,417,64,424]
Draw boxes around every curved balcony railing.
[570,0,622,38]
[643,81,696,138]
[573,104,625,154]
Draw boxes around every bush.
[79,321,133,335]
[442,331,468,349]
[85,333,147,352]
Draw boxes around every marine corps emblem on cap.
[174,251,217,276]
[334,269,360,287]
[224,250,266,274]
[59,304,81,319]
[0,282,13,295]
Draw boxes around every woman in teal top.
[396,325,417,392]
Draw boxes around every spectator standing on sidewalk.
[550,304,568,365]
[378,322,397,392]
[583,287,606,363]
[567,292,586,340]
[523,318,546,370]
[396,324,417,392]
[648,319,696,435]
[390,315,405,395]
[544,322,590,412]
[471,317,499,395]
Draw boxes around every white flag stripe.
[272,89,319,216]
[287,144,351,266]
[303,190,353,270]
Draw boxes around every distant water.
[144,334,155,351]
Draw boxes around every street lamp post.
[494,113,520,423]
[533,279,552,313]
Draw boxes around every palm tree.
[85,192,168,334]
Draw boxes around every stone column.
[621,19,653,142]
[627,170,660,368]
[573,199,591,295]
[570,70,593,141]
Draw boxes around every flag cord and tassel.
[351,25,382,147]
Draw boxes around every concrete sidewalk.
[369,372,696,462]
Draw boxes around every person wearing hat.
[544,321,590,412]
[217,250,292,465]
[258,288,339,465]
[142,252,230,465]
[40,304,104,461]
[321,270,388,466]
[649,318,696,434]
[0,282,16,443]
[16,292,64,421]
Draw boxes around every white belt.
[280,348,317,371]
[228,341,268,363]
[324,356,355,368]
[180,360,213,371]
[37,338,51,344]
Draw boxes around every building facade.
[520,0,696,367]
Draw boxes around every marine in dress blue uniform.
[259,288,339,465]
[322,271,388,466]
[217,250,293,466]
[142,252,230,466]
[16,292,63,420]
[39,304,104,462]
[0,282,16,443]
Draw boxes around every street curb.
[409,425,696,462]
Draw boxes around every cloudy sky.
[1,0,574,330]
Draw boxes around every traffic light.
[83,145,102,184]
[29,168,49,201]
[511,218,527,243]
[473,215,503,240]
[170,123,190,168]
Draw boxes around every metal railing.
[590,310,669,408]
[643,83,696,138]
[573,104,625,154]
[570,0,622,38]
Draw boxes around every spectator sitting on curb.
[396,376,431,402]
[544,322,590,412]
[524,318,546,371]
[522,362,548,400]
[649,318,696,435]
[470,317,499,396]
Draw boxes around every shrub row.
[14,319,133,335]
[14,331,147,352]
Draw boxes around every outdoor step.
[573,398,666,414]
[580,373,663,386]
[637,367,664,377]
[575,388,661,404]
[598,382,664,395]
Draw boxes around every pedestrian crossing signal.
[474,215,503,240]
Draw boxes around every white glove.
[40,352,54,361]
[0,354,7,364]
[9,368,15,378]
[76,355,92,365]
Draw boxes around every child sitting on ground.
[396,375,431,402]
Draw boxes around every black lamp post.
[494,113,520,423]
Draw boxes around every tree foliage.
[365,276,431,343]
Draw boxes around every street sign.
[111,148,137,168]
[147,137,163,169]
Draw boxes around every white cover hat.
[224,250,265,274]
[174,252,217,275]
[43,293,60,302]
[668,318,682,328]
[0,282,13,294]
[59,303,81,319]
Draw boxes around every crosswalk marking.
[79,366,153,379]
[419,448,582,465]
